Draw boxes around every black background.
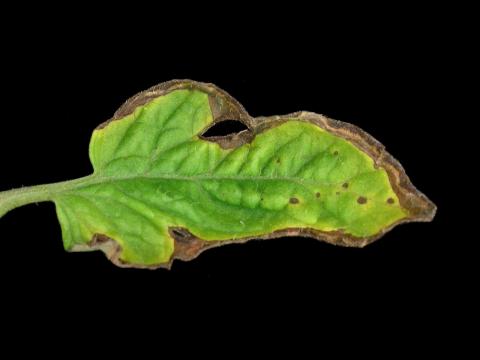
[0,9,465,347]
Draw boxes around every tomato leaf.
[0,80,436,268]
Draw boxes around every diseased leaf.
[0,80,436,269]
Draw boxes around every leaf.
[0,80,436,269]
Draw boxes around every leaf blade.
[0,80,436,268]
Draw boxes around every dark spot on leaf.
[289,197,300,204]
[202,120,248,137]
[333,151,339,156]
[357,196,368,204]
[171,228,188,238]
[260,197,264,201]
[169,228,197,244]
[342,182,349,189]
[316,192,321,198]
[336,192,340,195]
[387,198,395,204]
[276,158,281,164]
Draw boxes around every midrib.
[71,172,325,190]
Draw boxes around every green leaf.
[0,80,436,269]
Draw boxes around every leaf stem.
[0,175,94,218]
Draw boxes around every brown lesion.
[112,224,393,270]
[85,79,436,270]
[71,234,124,267]
[357,196,368,205]
[199,130,254,150]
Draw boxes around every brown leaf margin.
[82,79,436,269]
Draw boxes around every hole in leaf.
[202,120,248,137]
